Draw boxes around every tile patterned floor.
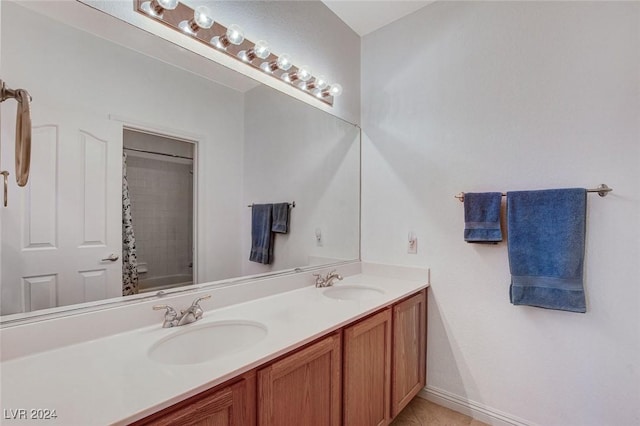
[390,397,489,426]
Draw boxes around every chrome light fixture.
[135,0,342,106]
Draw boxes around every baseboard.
[419,386,534,426]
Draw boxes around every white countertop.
[0,273,427,425]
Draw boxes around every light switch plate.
[408,238,417,254]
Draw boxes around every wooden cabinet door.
[132,372,256,426]
[257,332,342,426]
[391,289,427,417]
[343,308,392,426]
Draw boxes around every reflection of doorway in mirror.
[122,129,195,294]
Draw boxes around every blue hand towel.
[249,204,273,264]
[464,192,503,243]
[271,203,290,234]
[507,188,587,313]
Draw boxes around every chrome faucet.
[153,295,211,328]
[152,304,179,328]
[314,270,343,288]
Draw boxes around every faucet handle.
[192,294,211,306]
[153,304,177,317]
[190,295,211,320]
[327,270,342,279]
[153,304,179,328]
[313,273,325,286]
[153,304,174,312]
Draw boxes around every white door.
[1,100,122,315]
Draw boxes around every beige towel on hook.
[14,89,31,187]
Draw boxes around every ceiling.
[321,0,434,36]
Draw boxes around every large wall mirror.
[0,1,360,323]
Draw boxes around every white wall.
[242,85,360,275]
[1,2,245,285]
[362,2,639,425]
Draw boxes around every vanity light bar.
[135,0,341,106]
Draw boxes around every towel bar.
[454,184,612,202]
[247,201,295,208]
[1,79,33,192]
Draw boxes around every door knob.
[101,253,119,262]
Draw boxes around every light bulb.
[314,75,328,90]
[318,83,343,99]
[260,53,292,74]
[156,0,178,9]
[283,65,313,84]
[141,0,177,17]
[329,83,343,97]
[194,5,214,29]
[276,54,293,71]
[238,40,270,62]
[253,40,270,59]
[179,5,214,34]
[212,24,244,50]
[301,74,328,91]
[297,66,313,82]
[226,24,245,45]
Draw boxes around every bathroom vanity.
[133,288,426,426]
[0,265,428,425]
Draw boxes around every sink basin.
[148,320,268,365]
[323,285,385,301]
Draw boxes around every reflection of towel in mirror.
[15,89,32,187]
[271,203,290,234]
[463,192,503,243]
[507,188,587,313]
[250,204,273,264]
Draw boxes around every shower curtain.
[122,152,139,295]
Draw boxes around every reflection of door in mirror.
[122,129,195,294]
[1,102,123,315]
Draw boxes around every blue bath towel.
[249,204,273,264]
[464,192,503,243]
[507,188,587,313]
[271,203,290,234]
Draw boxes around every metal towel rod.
[454,184,613,202]
[1,79,33,207]
[247,201,296,208]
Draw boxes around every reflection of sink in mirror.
[148,321,268,365]
[323,285,385,301]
